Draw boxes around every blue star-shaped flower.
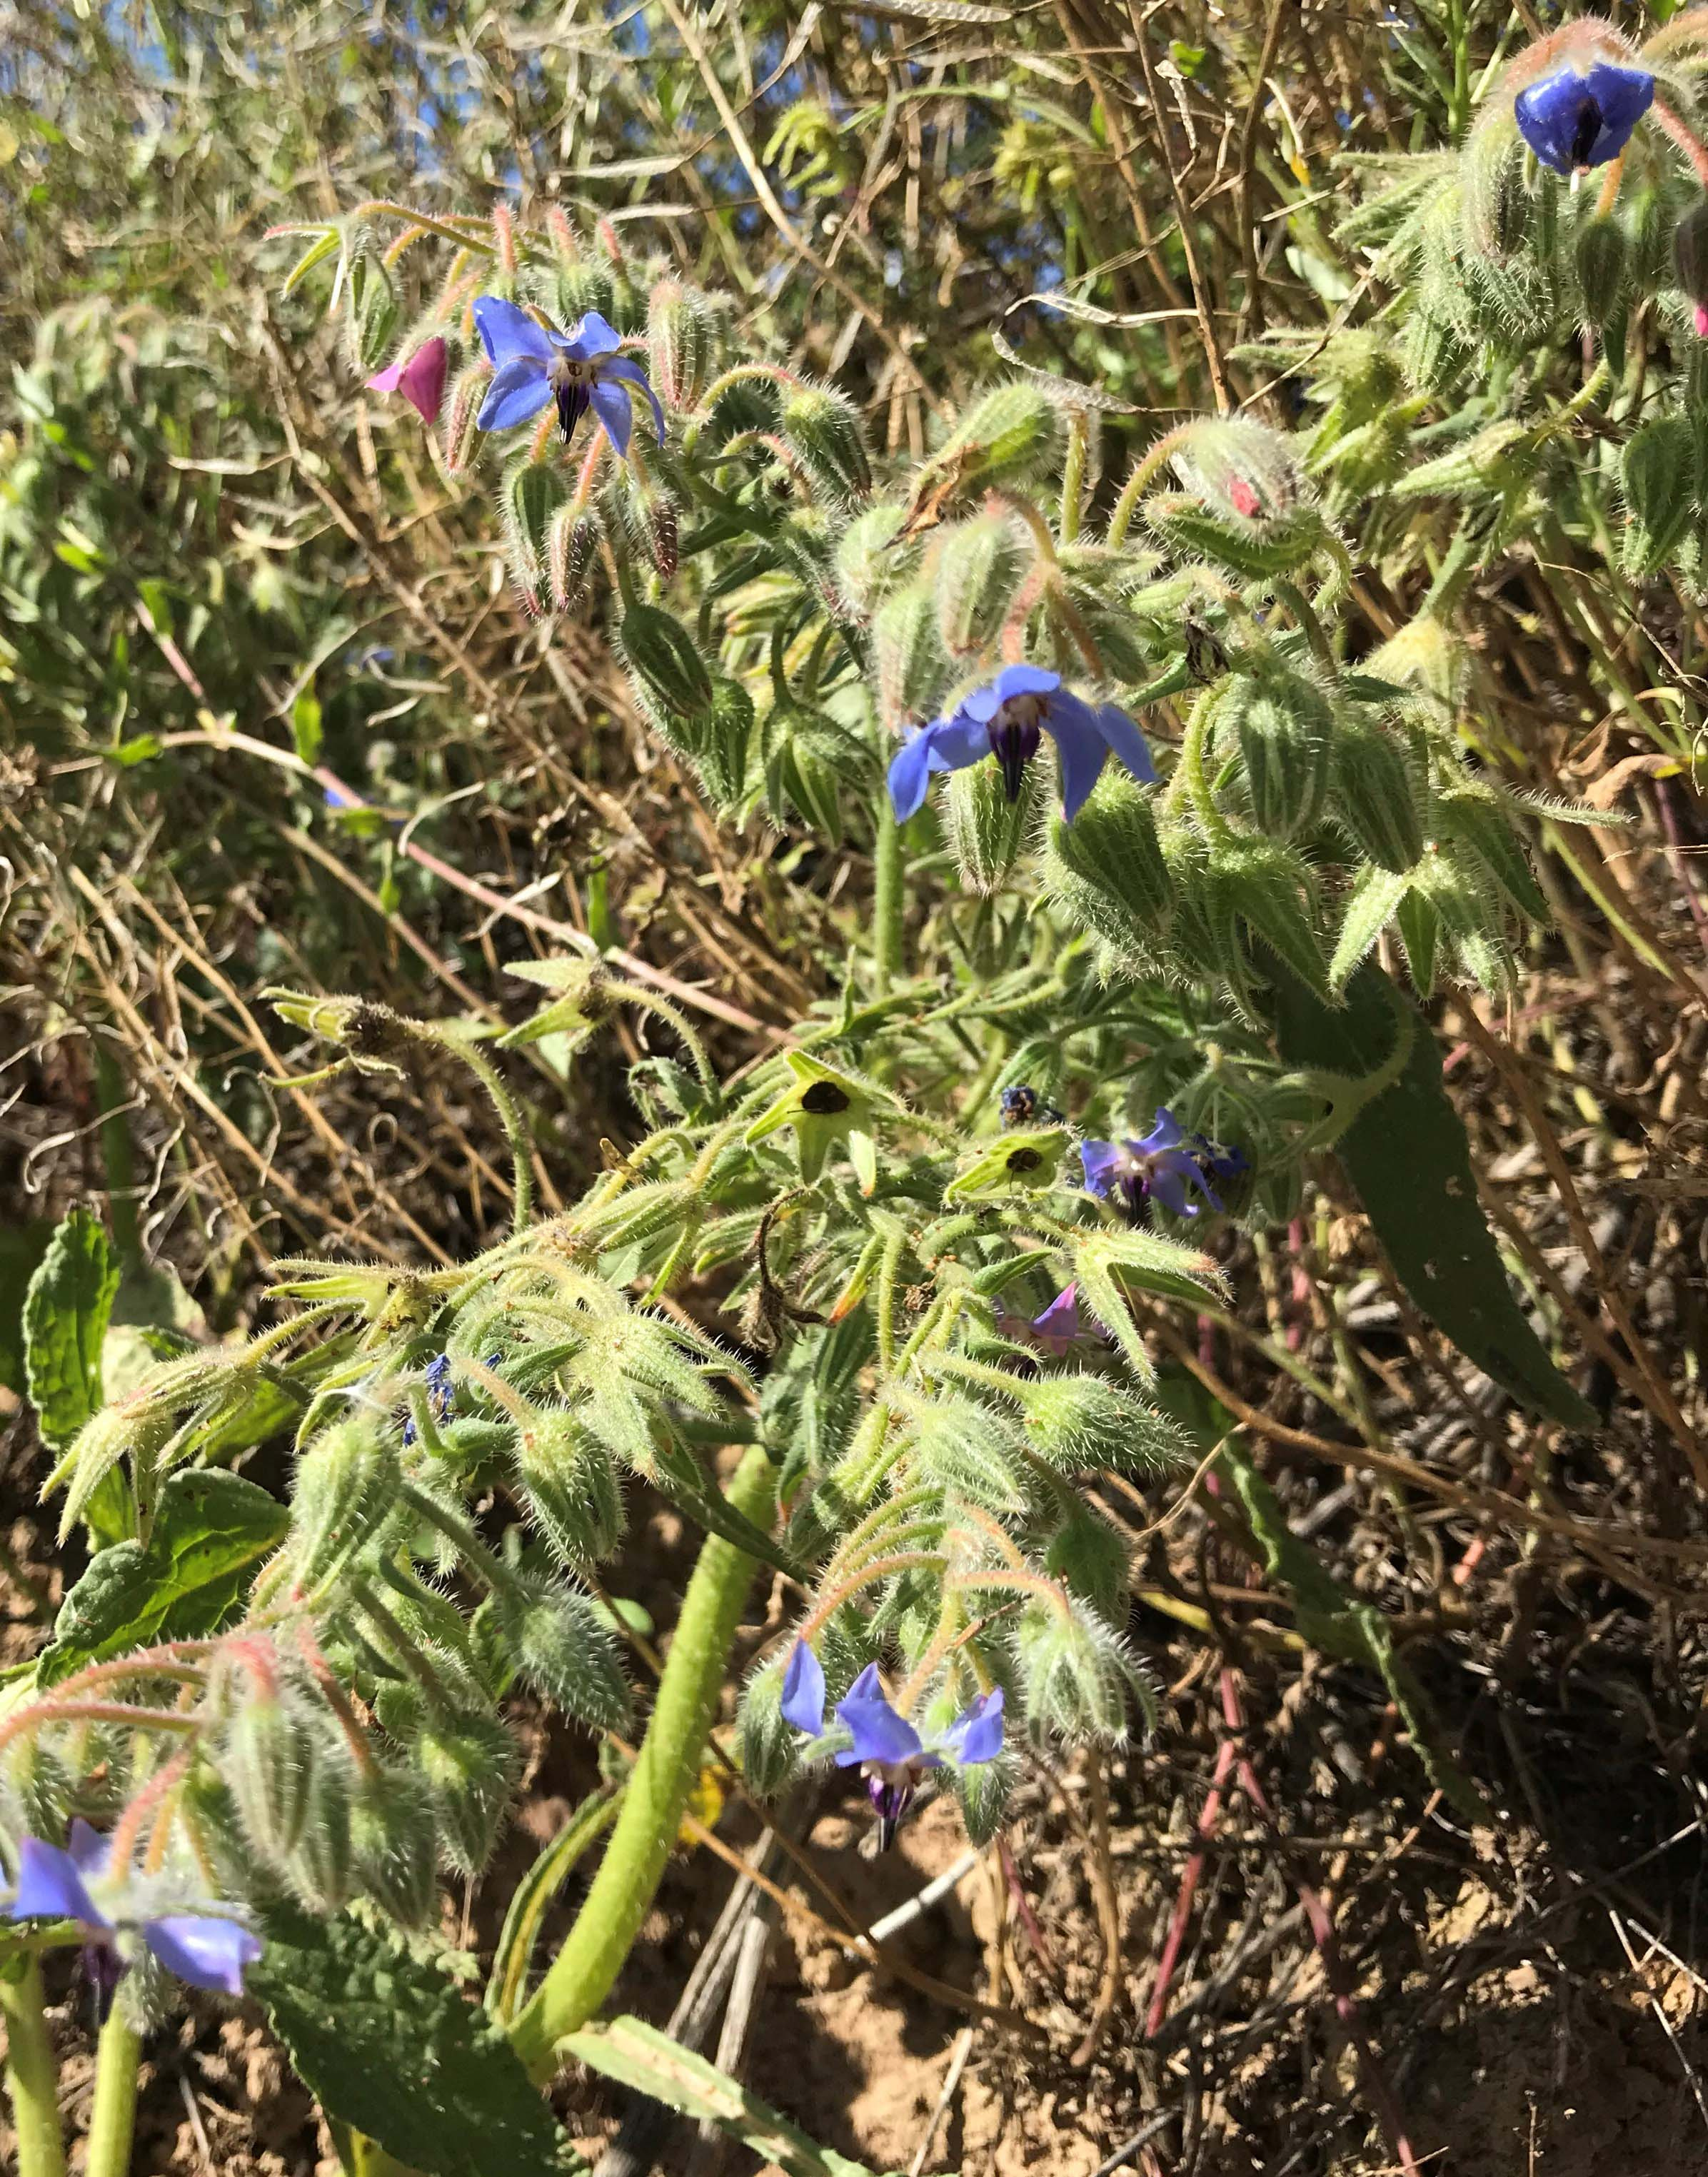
[780,1644,1004,1848]
[1081,1107,1224,1222]
[5,1821,260,2012]
[888,663,1155,825]
[472,297,665,457]
[1514,60,1654,177]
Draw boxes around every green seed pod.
[1574,214,1627,326]
[1622,415,1697,578]
[1043,773,1172,936]
[225,1688,316,1863]
[290,1748,356,1911]
[515,1417,624,1567]
[873,585,948,724]
[620,603,715,718]
[835,503,918,615]
[351,1764,439,1926]
[417,1711,518,1874]
[291,1419,396,1589]
[1213,837,1332,998]
[933,513,1028,658]
[1224,666,1333,840]
[1332,716,1425,873]
[646,277,711,410]
[933,383,1063,495]
[736,1657,796,1796]
[509,1593,631,1729]
[501,457,568,598]
[941,753,1041,893]
[548,503,603,613]
[690,676,755,809]
[441,361,489,473]
[780,384,873,505]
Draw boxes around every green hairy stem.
[1,1956,68,2177]
[509,1444,777,2080]
[84,2009,140,2177]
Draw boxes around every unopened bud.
[1574,215,1627,325]
[934,383,1063,496]
[1332,717,1425,873]
[1043,773,1172,941]
[347,256,398,375]
[1044,1501,1132,1623]
[509,1593,630,1729]
[736,1659,796,1796]
[417,1711,517,1874]
[874,586,947,723]
[691,677,755,810]
[646,278,712,408]
[620,603,714,718]
[441,361,490,473]
[1017,1372,1182,1472]
[1016,1602,1142,1744]
[515,1417,623,1567]
[226,1685,315,1862]
[762,704,863,842]
[291,1419,396,1587]
[351,1764,438,1925]
[1675,198,1708,311]
[1621,414,1695,578]
[548,503,603,612]
[290,1749,356,1911]
[933,514,1027,658]
[501,456,568,598]
[553,264,615,326]
[1224,665,1332,840]
[1215,837,1332,997]
[942,758,1042,893]
[780,384,872,505]
[835,503,918,615]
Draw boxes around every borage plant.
[1,179,1604,2177]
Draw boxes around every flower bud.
[291,1419,396,1588]
[1332,716,1425,873]
[1043,773,1172,940]
[548,503,603,613]
[225,1685,316,1863]
[501,456,568,599]
[508,1593,631,1729]
[1224,665,1333,840]
[553,263,615,326]
[1675,198,1708,316]
[1574,215,1627,325]
[835,503,918,614]
[351,1764,439,1925]
[941,757,1042,893]
[1170,416,1304,528]
[515,1417,624,1567]
[934,383,1063,496]
[1145,493,1325,578]
[290,1748,356,1911]
[1214,838,1332,999]
[873,586,947,723]
[51,1402,173,1541]
[441,361,489,473]
[417,1711,517,1874]
[1621,414,1695,578]
[646,278,712,409]
[620,603,714,718]
[347,255,398,375]
[933,514,1028,658]
[780,384,872,505]
[1016,1602,1145,1743]
[1015,1372,1183,1473]
[736,1658,796,1796]
[762,704,865,842]
[691,677,755,810]
[1044,1501,1132,1623]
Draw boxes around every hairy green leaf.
[24,1207,119,1449]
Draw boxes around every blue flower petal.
[66,1820,112,1878]
[780,1641,827,1736]
[1080,1140,1123,1197]
[1147,1162,1196,1218]
[834,1693,925,1769]
[887,712,993,821]
[1040,691,1110,820]
[589,378,634,458]
[1137,1107,1187,1154]
[990,663,1061,704]
[1514,60,1653,175]
[937,1686,1005,1767]
[599,356,666,440]
[477,357,553,433]
[6,1837,105,1927]
[144,1914,261,1996]
[1090,700,1157,787]
[564,310,623,361]
[472,296,556,368]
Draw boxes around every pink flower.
[1227,476,1262,518]
[1694,303,1708,341]
[366,337,450,425]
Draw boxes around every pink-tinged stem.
[1143,1731,1237,2038]
[1654,780,1708,966]
[998,1835,1060,1977]
[1286,1217,1309,1353]
[1650,96,1708,189]
[1220,1671,1424,2177]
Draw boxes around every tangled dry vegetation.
[7,2,1708,2173]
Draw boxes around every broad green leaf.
[1267,962,1595,1431]
[486,1790,622,2024]
[565,2016,881,2177]
[0,1222,54,1395]
[251,1906,581,2177]
[1218,1444,1487,1821]
[37,1468,288,1688]
[24,1208,119,1449]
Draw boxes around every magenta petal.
[366,358,406,394]
[397,338,449,424]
